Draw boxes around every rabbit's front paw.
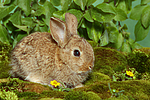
[25,73,43,84]
[75,84,84,88]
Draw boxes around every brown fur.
[10,13,95,88]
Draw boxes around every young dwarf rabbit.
[10,13,95,88]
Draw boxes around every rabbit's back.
[10,32,58,84]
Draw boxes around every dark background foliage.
[0,0,150,52]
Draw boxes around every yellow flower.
[126,71,134,77]
[50,80,60,87]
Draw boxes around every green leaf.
[4,0,11,5]
[87,0,96,7]
[50,0,61,6]
[141,0,150,4]
[125,0,132,10]
[61,0,72,11]
[44,1,57,26]
[84,10,94,22]
[39,0,46,4]
[34,5,45,16]
[13,34,28,48]
[130,5,146,20]
[74,0,87,10]
[21,17,34,26]
[115,0,128,14]
[0,5,15,20]
[91,8,115,22]
[128,38,143,50]
[39,25,48,32]
[17,34,28,42]
[106,22,124,49]
[0,24,9,44]
[120,41,131,53]
[141,5,150,28]
[115,33,124,49]
[100,30,109,46]
[13,24,29,32]
[18,0,31,16]
[67,9,83,22]
[53,11,65,21]
[96,3,116,14]
[9,10,21,25]
[114,8,127,21]
[134,20,149,42]
[86,21,102,43]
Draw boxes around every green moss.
[85,72,111,85]
[0,89,18,100]
[88,41,98,48]
[94,47,127,76]
[105,95,129,100]
[0,42,12,78]
[40,90,66,99]
[74,80,150,99]
[16,92,40,100]
[39,98,63,100]
[64,90,101,100]
[127,48,150,73]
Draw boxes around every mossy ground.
[0,42,150,100]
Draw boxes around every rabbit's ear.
[50,17,68,48]
[65,13,78,35]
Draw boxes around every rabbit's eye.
[73,49,80,57]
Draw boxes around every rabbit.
[10,13,95,88]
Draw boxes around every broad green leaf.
[91,8,115,22]
[44,1,56,26]
[115,33,124,49]
[33,5,45,16]
[134,20,149,41]
[106,22,124,49]
[13,24,29,32]
[96,3,116,14]
[114,8,127,21]
[120,41,131,53]
[128,38,143,50]
[18,0,31,16]
[130,5,146,20]
[13,34,28,48]
[4,0,11,5]
[39,0,46,4]
[0,5,15,20]
[84,10,94,22]
[87,0,96,7]
[21,17,34,26]
[9,10,21,25]
[0,24,9,44]
[17,34,28,42]
[67,9,83,22]
[86,21,102,43]
[107,26,119,43]
[100,30,109,46]
[125,0,132,10]
[141,5,150,28]
[115,0,128,14]
[39,25,48,32]
[61,0,72,11]
[74,0,87,10]
[141,0,150,4]
[53,11,65,21]
[50,0,60,6]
